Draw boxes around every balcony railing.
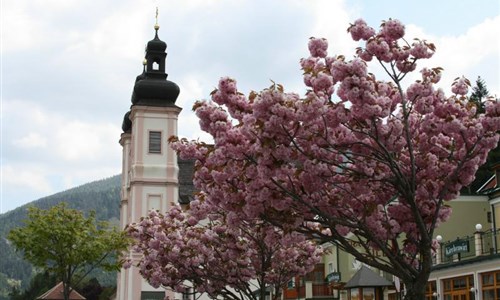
[434,228,499,265]
[481,228,500,255]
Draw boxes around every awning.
[344,266,392,288]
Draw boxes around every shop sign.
[326,272,341,283]
[444,239,469,257]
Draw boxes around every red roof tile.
[37,282,86,300]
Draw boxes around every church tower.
[117,19,181,300]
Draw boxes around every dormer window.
[149,131,161,153]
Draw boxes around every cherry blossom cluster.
[347,18,435,72]
[126,200,322,299]
[169,18,499,295]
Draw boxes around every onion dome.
[131,24,180,107]
[147,24,167,52]
[122,111,132,133]
[130,60,146,104]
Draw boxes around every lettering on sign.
[444,239,469,257]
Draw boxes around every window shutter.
[149,131,161,153]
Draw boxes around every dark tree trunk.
[63,283,71,300]
[402,270,431,300]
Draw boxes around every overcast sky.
[1,0,499,213]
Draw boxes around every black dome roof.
[122,111,132,133]
[147,32,167,52]
[132,78,180,106]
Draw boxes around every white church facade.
[116,21,183,300]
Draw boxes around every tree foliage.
[469,76,490,114]
[126,202,322,300]
[169,18,500,300]
[0,175,121,296]
[8,202,130,300]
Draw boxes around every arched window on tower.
[152,61,159,70]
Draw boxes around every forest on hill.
[0,175,121,300]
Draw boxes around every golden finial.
[143,59,147,66]
[154,7,159,30]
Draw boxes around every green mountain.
[0,175,121,299]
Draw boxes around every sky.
[1,0,499,214]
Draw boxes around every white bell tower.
[117,18,181,300]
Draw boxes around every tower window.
[149,131,161,153]
[152,61,159,70]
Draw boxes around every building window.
[149,131,161,154]
[182,288,192,300]
[329,262,334,273]
[482,270,500,300]
[441,275,474,300]
[425,281,437,300]
[306,263,325,283]
[362,288,375,300]
[147,194,161,211]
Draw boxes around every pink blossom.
[392,47,410,61]
[357,49,373,61]
[396,59,417,73]
[410,41,434,59]
[308,37,328,58]
[451,76,469,95]
[381,19,405,41]
[311,72,334,93]
[366,38,392,61]
[160,17,499,298]
[348,19,376,41]
[127,205,322,299]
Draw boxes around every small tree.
[126,200,322,300]
[462,77,499,194]
[8,203,130,300]
[170,18,500,300]
[469,76,490,114]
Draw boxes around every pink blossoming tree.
[126,199,322,300]
[170,18,500,300]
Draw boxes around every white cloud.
[177,75,206,109]
[435,16,500,96]
[307,0,358,54]
[2,100,122,211]
[4,100,122,162]
[54,121,121,162]
[403,16,500,96]
[13,132,48,149]
[1,165,53,195]
[1,5,50,53]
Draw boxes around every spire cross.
[154,7,159,30]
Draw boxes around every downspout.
[337,246,340,297]
[492,204,497,253]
